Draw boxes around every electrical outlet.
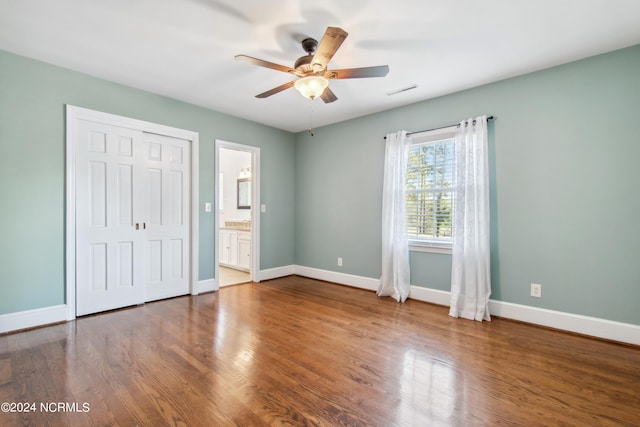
[337,257,343,266]
[531,283,542,298]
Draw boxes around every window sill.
[409,243,452,254]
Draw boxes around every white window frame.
[407,126,457,254]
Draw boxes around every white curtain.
[378,131,411,302]
[450,116,492,321]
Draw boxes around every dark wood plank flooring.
[1,276,638,426]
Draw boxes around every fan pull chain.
[308,100,315,136]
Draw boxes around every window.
[406,126,457,252]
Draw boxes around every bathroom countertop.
[220,226,251,231]
[221,221,251,231]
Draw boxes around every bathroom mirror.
[237,178,251,209]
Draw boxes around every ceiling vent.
[387,84,417,96]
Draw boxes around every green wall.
[295,45,640,325]
[0,50,296,315]
[2,45,639,326]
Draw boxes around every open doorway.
[215,140,260,287]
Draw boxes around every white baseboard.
[409,285,450,306]
[294,265,379,291]
[259,265,296,281]
[197,278,217,294]
[3,269,639,346]
[294,266,640,346]
[488,300,640,346]
[0,304,68,334]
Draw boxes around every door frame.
[214,139,261,288]
[65,105,200,320]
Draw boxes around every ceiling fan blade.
[255,80,295,98]
[312,27,348,70]
[325,65,390,79]
[235,55,303,76]
[320,87,338,103]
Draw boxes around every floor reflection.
[397,348,456,425]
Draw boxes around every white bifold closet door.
[75,120,190,316]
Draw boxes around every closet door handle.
[135,223,140,230]
[143,222,146,230]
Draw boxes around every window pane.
[406,137,455,244]
[406,191,454,240]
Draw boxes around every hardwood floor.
[1,276,638,426]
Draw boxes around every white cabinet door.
[237,232,251,271]
[75,121,191,315]
[219,230,230,265]
[219,229,238,266]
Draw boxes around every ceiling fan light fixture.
[236,27,388,103]
[294,76,329,100]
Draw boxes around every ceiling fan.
[235,27,389,103]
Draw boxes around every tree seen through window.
[406,139,454,244]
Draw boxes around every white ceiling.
[1,0,640,133]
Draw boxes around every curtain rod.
[384,116,494,139]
